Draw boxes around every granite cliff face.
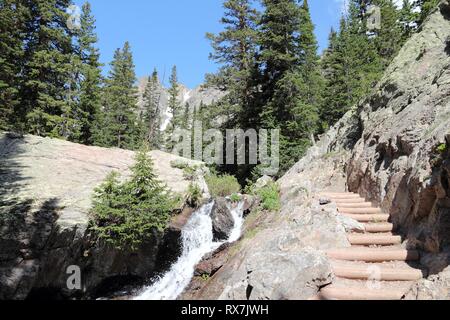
[0,133,207,299]
[181,2,450,300]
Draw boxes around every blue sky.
[74,0,345,88]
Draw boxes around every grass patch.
[322,151,343,160]
[205,173,241,198]
[170,159,190,170]
[230,193,242,202]
[437,143,447,154]
[256,182,281,212]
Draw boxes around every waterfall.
[134,200,244,300]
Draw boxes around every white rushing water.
[134,200,244,300]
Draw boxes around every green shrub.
[170,159,190,170]
[90,147,175,251]
[205,174,241,197]
[437,143,447,153]
[256,182,281,212]
[187,183,202,207]
[183,165,198,181]
[230,193,242,202]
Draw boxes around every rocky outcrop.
[210,198,235,242]
[346,2,450,278]
[0,133,207,299]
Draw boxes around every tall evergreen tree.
[296,0,322,138]
[164,65,181,151]
[257,0,321,173]
[415,0,439,24]
[370,0,404,68]
[142,68,162,148]
[206,0,259,128]
[321,1,383,128]
[0,0,28,131]
[168,65,181,127]
[93,42,140,149]
[22,0,80,139]
[182,102,191,130]
[77,2,102,144]
[399,0,418,40]
[320,27,344,128]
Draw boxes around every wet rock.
[319,198,332,205]
[210,198,234,241]
[242,195,259,215]
[254,175,273,189]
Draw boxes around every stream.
[134,200,244,300]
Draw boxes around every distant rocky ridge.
[136,77,226,131]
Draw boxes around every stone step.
[339,207,383,214]
[342,213,390,222]
[319,286,408,300]
[337,202,374,209]
[331,263,425,281]
[321,192,358,196]
[334,198,367,204]
[363,222,395,233]
[347,234,402,246]
[326,248,419,262]
[328,195,363,200]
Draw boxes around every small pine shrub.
[256,182,281,212]
[90,146,175,251]
[205,174,241,198]
[187,183,202,207]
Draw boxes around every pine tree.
[0,0,27,131]
[91,145,175,250]
[94,42,140,149]
[257,0,321,173]
[22,0,81,139]
[77,2,102,144]
[399,0,418,40]
[296,0,322,137]
[164,65,181,150]
[371,0,404,68]
[168,65,181,127]
[206,0,259,129]
[320,1,383,129]
[320,28,343,128]
[142,68,162,148]
[415,0,439,25]
[182,102,191,130]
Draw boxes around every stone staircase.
[316,192,426,300]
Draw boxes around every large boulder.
[246,249,333,300]
[210,198,234,241]
[0,133,205,299]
